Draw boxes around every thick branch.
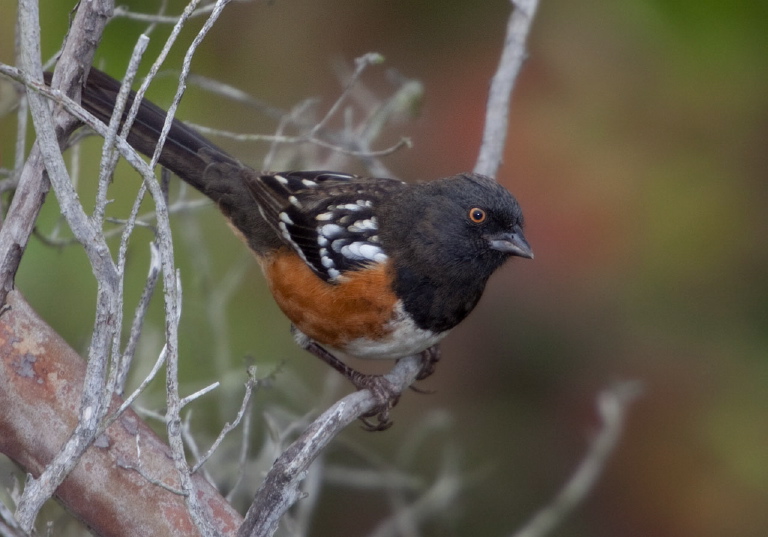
[0,290,243,536]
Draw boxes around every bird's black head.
[379,172,532,332]
[434,172,532,266]
[382,173,531,273]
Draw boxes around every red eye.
[469,207,486,223]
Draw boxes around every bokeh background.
[1,0,768,535]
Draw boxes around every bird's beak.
[487,226,534,259]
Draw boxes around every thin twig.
[115,241,162,395]
[310,52,384,137]
[179,382,221,409]
[511,382,642,537]
[224,393,255,502]
[192,375,258,472]
[113,2,221,24]
[116,436,187,496]
[310,135,411,158]
[368,446,463,537]
[187,72,288,121]
[185,119,411,159]
[474,0,539,178]
[159,2,236,535]
[0,499,22,537]
[12,74,28,189]
[263,99,316,171]
[237,355,423,537]
[180,411,215,484]
[102,39,160,406]
[93,34,148,226]
[107,345,169,428]
[140,0,171,37]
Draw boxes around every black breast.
[391,265,489,333]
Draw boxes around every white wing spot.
[321,251,335,268]
[275,175,289,185]
[321,224,344,238]
[331,239,345,252]
[341,242,385,262]
[339,203,364,212]
[360,243,384,259]
[348,218,377,233]
[301,179,318,187]
[279,212,293,225]
[341,244,360,259]
[278,222,293,243]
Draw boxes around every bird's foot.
[416,344,441,381]
[294,328,401,431]
[347,371,400,432]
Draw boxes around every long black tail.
[78,68,239,194]
[71,68,282,254]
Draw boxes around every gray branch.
[474,0,540,178]
[237,356,423,537]
[12,0,115,529]
[511,382,642,537]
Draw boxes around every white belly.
[314,301,448,360]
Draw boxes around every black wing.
[244,171,406,282]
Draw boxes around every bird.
[74,68,533,429]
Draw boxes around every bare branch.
[12,0,116,529]
[179,382,221,409]
[312,135,412,158]
[188,72,289,120]
[474,0,539,178]
[159,2,237,534]
[310,52,384,137]
[111,345,168,423]
[368,447,463,537]
[115,241,162,395]
[511,382,642,537]
[93,34,149,226]
[238,355,423,537]
[0,290,243,535]
[192,374,259,473]
[11,73,29,191]
[3,0,238,532]
[114,1,225,24]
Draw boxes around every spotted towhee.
[74,68,533,428]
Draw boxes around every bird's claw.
[416,345,441,381]
[406,345,442,394]
[351,373,400,431]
